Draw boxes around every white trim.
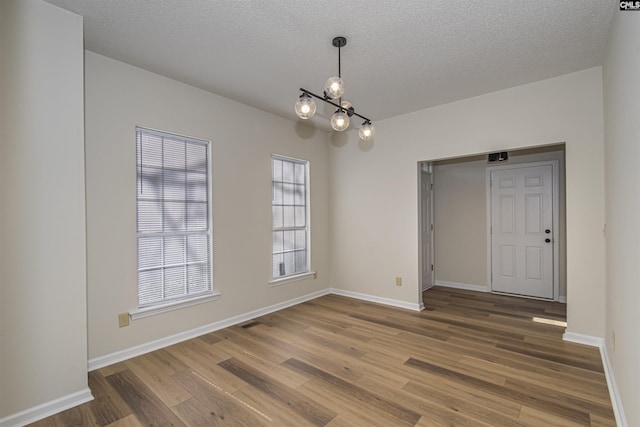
[0,388,93,427]
[485,166,493,297]
[486,160,561,301]
[435,280,489,293]
[271,154,311,283]
[557,295,567,303]
[330,288,423,311]
[135,126,214,311]
[418,166,435,301]
[88,288,330,371]
[130,292,221,320]
[600,342,628,427]
[563,332,628,427]
[562,331,604,347]
[269,271,315,287]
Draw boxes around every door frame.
[418,162,435,293]
[485,160,560,301]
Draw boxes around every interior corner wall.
[603,10,640,427]
[0,0,88,420]
[329,67,605,338]
[84,52,330,361]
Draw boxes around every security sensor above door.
[488,152,509,162]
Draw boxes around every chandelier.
[294,36,375,141]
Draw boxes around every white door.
[490,164,553,299]
[420,171,434,291]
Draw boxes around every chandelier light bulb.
[331,110,350,131]
[324,76,345,99]
[359,121,375,141]
[294,93,316,119]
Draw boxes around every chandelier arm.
[300,88,371,123]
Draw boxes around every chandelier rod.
[338,40,341,78]
[299,88,371,123]
[332,35,346,78]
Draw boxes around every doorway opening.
[418,144,566,308]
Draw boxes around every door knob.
[545,238,551,243]
[545,229,551,234]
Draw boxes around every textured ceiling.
[45,0,616,130]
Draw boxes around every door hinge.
[431,264,434,271]
[430,183,433,190]
[430,224,434,231]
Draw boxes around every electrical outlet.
[395,276,402,286]
[118,313,130,328]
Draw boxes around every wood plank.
[210,337,310,389]
[31,288,615,427]
[284,357,421,426]
[104,415,144,427]
[296,379,414,427]
[518,405,586,427]
[357,374,523,427]
[496,341,603,371]
[219,357,336,426]
[87,370,132,426]
[98,361,128,377]
[28,403,98,427]
[504,377,615,419]
[170,370,270,427]
[105,369,186,427]
[405,357,591,425]
[124,353,192,407]
[459,355,612,404]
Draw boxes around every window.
[272,155,309,279]
[136,127,212,308]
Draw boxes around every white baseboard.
[563,332,627,427]
[435,280,489,293]
[88,288,331,371]
[0,388,93,427]
[562,331,604,348]
[599,342,628,427]
[330,288,423,312]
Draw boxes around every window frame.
[270,154,311,283]
[133,126,217,317]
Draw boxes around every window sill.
[130,292,221,320]
[269,271,316,288]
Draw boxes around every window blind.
[136,127,212,307]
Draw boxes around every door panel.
[491,165,553,299]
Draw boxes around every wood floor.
[30,288,615,426]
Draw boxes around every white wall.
[433,148,566,298]
[330,68,604,337]
[603,10,640,427]
[433,158,488,287]
[0,0,89,421]
[84,52,330,361]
